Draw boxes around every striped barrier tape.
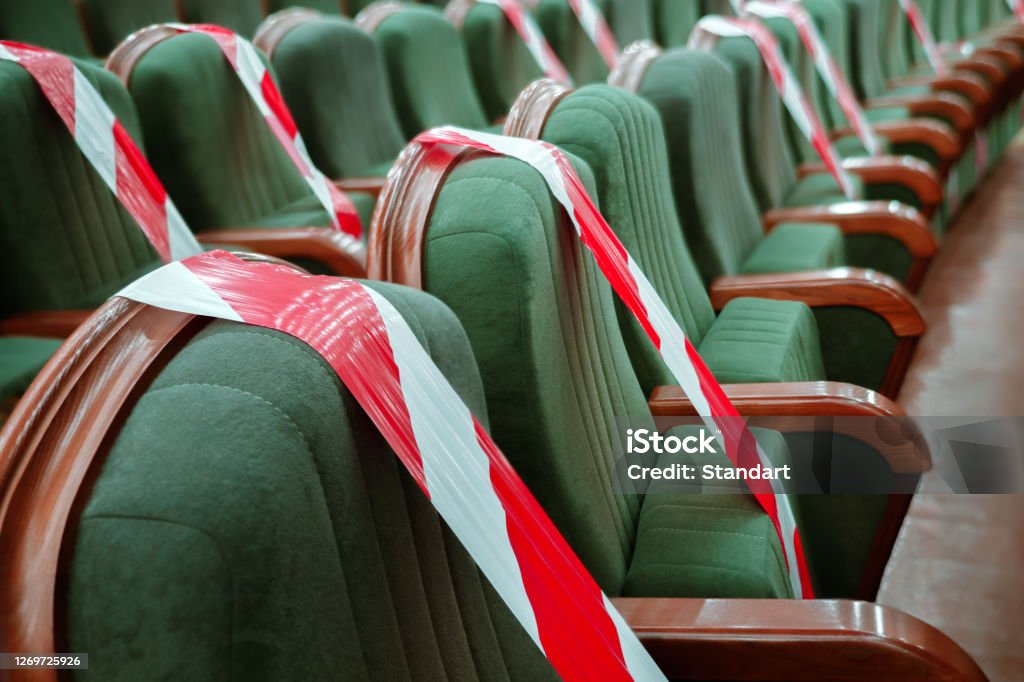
[689,16,859,200]
[898,0,949,76]
[743,1,883,157]
[413,126,814,599]
[567,0,620,69]
[165,24,363,239]
[118,249,667,682]
[479,0,572,85]
[0,42,202,263]
[1009,0,1024,23]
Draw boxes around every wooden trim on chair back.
[503,78,573,139]
[367,140,471,287]
[607,40,663,93]
[253,7,324,59]
[444,0,476,29]
[105,24,181,85]
[0,299,207,676]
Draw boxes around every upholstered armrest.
[864,93,975,134]
[0,310,93,338]
[647,382,928,473]
[613,597,986,681]
[796,156,943,208]
[763,203,936,290]
[708,268,924,337]
[335,176,388,200]
[888,73,991,108]
[196,227,367,278]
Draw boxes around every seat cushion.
[622,427,795,598]
[740,223,845,274]
[699,297,826,384]
[784,172,865,207]
[0,336,62,402]
[246,191,375,232]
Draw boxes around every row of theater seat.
[0,0,1020,678]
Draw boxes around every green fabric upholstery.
[267,0,343,13]
[785,172,864,207]
[269,16,406,179]
[0,0,94,57]
[178,0,266,37]
[651,0,702,48]
[77,0,177,56]
[0,337,63,402]
[66,282,558,680]
[698,298,827,384]
[422,153,793,597]
[623,426,796,599]
[740,223,846,274]
[460,2,544,121]
[536,84,831,393]
[0,60,160,318]
[126,33,378,252]
[535,0,609,84]
[370,5,490,138]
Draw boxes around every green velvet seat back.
[535,0,610,85]
[806,0,856,130]
[178,0,266,37]
[371,5,490,138]
[713,35,799,213]
[66,282,558,680]
[270,16,406,179]
[603,0,654,46]
[652,0,702,48]
[637,49,784,282]
[126,33,329,231]
[0,0,93,57]
[77,0,177,56]
[267,0,343,13]
[840,0,889,100]
[538,85,718,392]
[424,153,650,592]
[763,15,819,165]
[0,60,159,318]
[460,2,544,122]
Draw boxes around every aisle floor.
[878,137,1024,681]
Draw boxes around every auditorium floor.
[878,136,1024,681]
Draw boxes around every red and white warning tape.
[567,0,620,69]
[479,0,572,85]
[165,24,364,239]
[413,126,814,599]
[689,16,858,200]
[898,0,949,76]
[118,249,666,682]
[1008,0,1024,23]
[0,42,202,263]
[743,1,883,157]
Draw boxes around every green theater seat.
[0,337,63,406]
[360,4,494,138]
[257,13,407,181]
[177,0,266,37]
[113,30,375,262]
[522,83,914,395]
[77,0,177,56]
[64,283,560,680]
[0,0,95,57]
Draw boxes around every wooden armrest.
[708,268,924,337]
[951,55,1009,85]
[889,73,991,108]
[0,310,93,338]
[865,93,975,135]
[763,202,936,290]
[196,227,367,278]
[968,44,1024,70]
[835,119,962,160]
[335,176,388,200]
[613,597,986,681]
[647,382,929,473]
[796,156,943,207]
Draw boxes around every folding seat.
[76,0,177,56]
[445,0,547,121]
[176,0,266,37]
[356,4,497,139]
[254,11,406,192]
[0,0,94,58]
[106,27,373,270]
[503,80,924,395]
